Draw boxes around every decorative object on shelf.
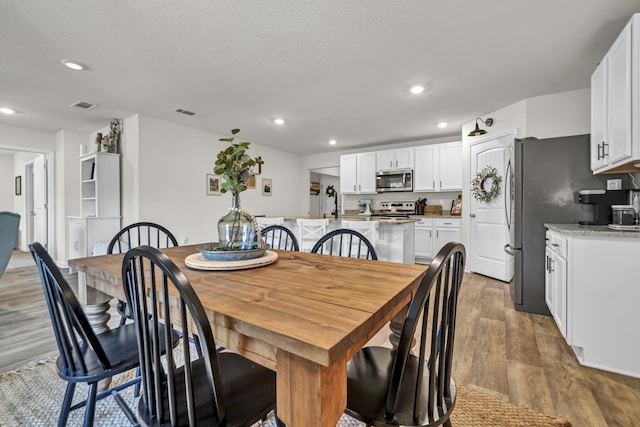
[206,174,221,196]
[471,166,502,203]
[105,119,122,153]
[468,117,494,137]
[451,195,462,216]
[14,176,21,196]
[326,184,338,219]
[95,132,103,152]
[262,178,272,196]
[213,129,265,252]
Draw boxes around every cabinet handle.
[395,160,398,167]
[353,185,356,191]
[440,180,442,188]
[602,141,609,157]
[470,213,476,218]
[429,230,432,238]
[433,181,435,188]
[597,142,604,160]
[552,243,559,247]
[442,222,452,225]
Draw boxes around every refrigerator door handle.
[504,243,515,256]
[504,159,512,231]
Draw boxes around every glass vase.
[217,194,257,251]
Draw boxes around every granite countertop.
[545,223,640,238]
[277,215,420,224]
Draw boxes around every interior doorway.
[0,146,54,253]
[309,166,340,217]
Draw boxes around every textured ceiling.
[1,1,639,154]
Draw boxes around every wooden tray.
[185,250,278,271]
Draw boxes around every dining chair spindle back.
[261,225,299,251]
[345,241,466,427]
[108,222,179,326]
[29,242,142,427]
[311,228,378,260]
[122,246,282,427]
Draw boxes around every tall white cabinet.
[591,13,640,173]
[68,152,121,260]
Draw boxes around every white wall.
[460,88,591,253]
[0,154,14,211]
[131,115,306,246]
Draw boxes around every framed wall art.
[206,174,221,196]
[15,176,21,196]
[262,178,272,196]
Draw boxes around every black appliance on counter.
[504,134,627,315]
[577,189,629,225]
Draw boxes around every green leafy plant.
[213,129,264,196]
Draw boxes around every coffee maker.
[358,199,372,215]
[578,189,629,225]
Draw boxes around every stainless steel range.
[373,201,415,218]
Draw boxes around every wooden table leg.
[276,349,346,427]
[77,271,113,390]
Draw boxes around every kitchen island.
[544,223,640,378]
[265,216,418,264]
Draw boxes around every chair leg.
[83,382,98,427]
[58,382,76,427]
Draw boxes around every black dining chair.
[345,242,466,427]
[261,225,299,251]
[29,242,142,427]
[108,222,179,326]
[122,245,283,426]
[311,228,378,260]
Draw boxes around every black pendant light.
[468,117,494,137]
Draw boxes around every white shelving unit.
[68,151,121,261]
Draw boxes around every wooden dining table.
[68,245,427,427]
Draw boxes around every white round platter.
[185,250,278,271]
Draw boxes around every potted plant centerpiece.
[210,129,265,257]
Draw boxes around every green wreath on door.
[471,166,502,203]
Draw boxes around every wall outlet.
[607,179,622,190]
[181,236,188,245]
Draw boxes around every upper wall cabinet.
[591,13,640,174]
[376,147,414,171]
[340,152,377,194]
[414,141,462,192]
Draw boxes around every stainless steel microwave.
[376,169,413,193]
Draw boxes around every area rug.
[0,356,571,426]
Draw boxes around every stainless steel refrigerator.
[505,134,624,315]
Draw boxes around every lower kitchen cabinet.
[68,216,121,261]
[545,230,568,338]
[415,217,460,264]
[545,226,640,378]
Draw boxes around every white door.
[33,155,47,247]
[469,134,513,282]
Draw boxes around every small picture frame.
[206,174,221,196]
[15,176,21,196]
[246,174,256,189]
[262,178,272,196]
[310,181,320,195]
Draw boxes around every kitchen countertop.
[545,223,640,238]
[278,215,420,224]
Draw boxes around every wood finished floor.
[1,250,640,426]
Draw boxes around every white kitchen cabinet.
[340,152,376,194]
[591,13,640,173]
[414,142,462,192]
[68,217,121,260]
[414,218,434,260]
[545,230,568,338]
[80,152,120,217]
[544,226,640,378]
[376,147,414,171]
[415,217,460,263]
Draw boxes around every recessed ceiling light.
[0,108,15,115]
[410,85,425,95]
[273,118,285,125]
[438,122,448,128]
[61,59,88,71]
[329,139,337,145]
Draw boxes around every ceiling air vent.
[175,108,196,116]
[69,101,96,110]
